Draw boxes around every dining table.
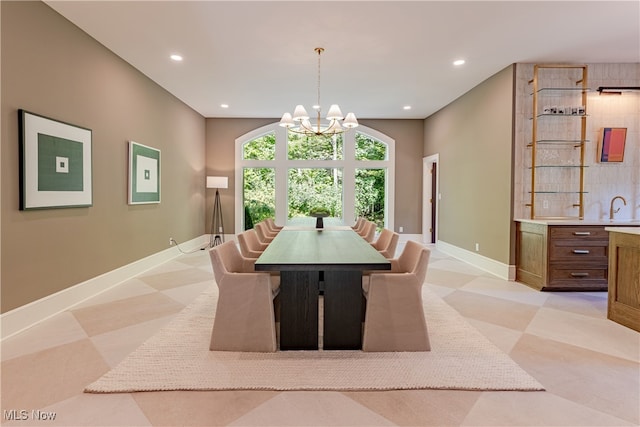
[254,224,391,350]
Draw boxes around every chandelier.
[279,47,358,136]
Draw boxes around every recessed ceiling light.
[403,106,412,110]
[220,104,229,109]
[170,54,183,62]
[453,59,465,66]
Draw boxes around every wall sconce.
[597,86,640,95]
[207,176,228,247]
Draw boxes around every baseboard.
[398,234,423,243]
[436,240,515,281]
[1,235,207,341]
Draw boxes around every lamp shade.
[206,176,228,189]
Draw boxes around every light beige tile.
[72,278,157,309]
[463,390,636,426]
[425,268,478,289]
[510,333,640,425]
[133,390,279,426]
[542,290,609,318]
[343,389,481,426]
[0,339,110,410]
[138,267,214,291]
[443,290,539,332]
[1,312,87,362]
[229,391,395,426]
[526,306,640,362]
[71,292,185,337]
[0,394,152,426]
[161,280,213,305]
[466,318,525,354]
[460,276,550,307]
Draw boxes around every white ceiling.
[45,1,640,120]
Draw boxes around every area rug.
[85,286,544,392]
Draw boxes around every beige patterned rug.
[85,286,544,392]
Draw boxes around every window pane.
[288,132,343,160]
[355,133,386,161]
[355,168,385,229]
[288,168,343,219]
[243,132,275,160]
[243,167,275,229]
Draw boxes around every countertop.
[605,227,640,236]
[515,218,640,226]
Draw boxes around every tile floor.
[1,242,639,426]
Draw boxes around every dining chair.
[352,216,365,232]
[264,218,283,233]
[358,221,376,243]
[361,240,431,352]
[255,222,276,244]
[371,228,399,259]
[209,241,279,352]
[237,229,267,258]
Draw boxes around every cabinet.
[516,222,609,291]
[607,228,640,332]
[527,65,588,219]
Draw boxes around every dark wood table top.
[254,229,391,272]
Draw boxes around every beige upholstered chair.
[352,216,365,232]
[362,240,431,352]
[237,229,267,258]
[371,228,399,259]
[254,222,276,244]
[209,241,279,352]
[264,218,283,233]
[358,221,376,243]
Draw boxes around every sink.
[608,219,640,224]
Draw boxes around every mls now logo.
[4,409,57,421]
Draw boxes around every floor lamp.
[207,176,228,247]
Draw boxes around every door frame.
[422,154,439,244]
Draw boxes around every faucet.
[609,196,627,220]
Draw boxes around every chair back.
[352,216,365,231]
[372,228,392,251]
[264,218,282,232]
[209,241,246,284]
[375,229,399,259]
[396,240,431,283]
[359,221,376,243]
[255,222,274,243]
[237,230,262,258]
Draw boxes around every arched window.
[235,123,394,233]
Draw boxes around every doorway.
[422,154,439,244]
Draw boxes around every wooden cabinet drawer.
[549,243,608,260]
[548,266,608,288]
[549,226,608,240]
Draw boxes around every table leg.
[323,270,363,350]
[279,271,319,350]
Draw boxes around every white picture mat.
[22,112,92,209]
[128,141,161,204]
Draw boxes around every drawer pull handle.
[573,249,590,254]
[573,232,591,236]
[570,272,590,277]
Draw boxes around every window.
[235,124,394,233]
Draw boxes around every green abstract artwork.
[129,141,160,204]
[37,133,84,191]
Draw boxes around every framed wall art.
[128,141,161,204]
[600,127,627,163]
[19,109,93,210]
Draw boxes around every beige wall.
[204,118,425,234]
[1,1,206,312]
[424,65,516,265]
